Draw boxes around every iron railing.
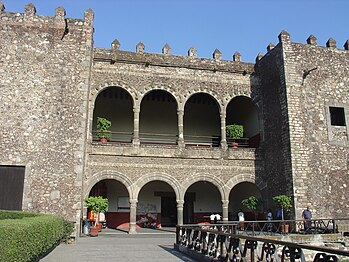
[92,131,133,143]
[218,219,339,236]
[92,131,255,148]
[176,223,349,262]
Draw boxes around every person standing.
[302,206,312,234]
[266,209,273,232]
[266,209,273,221]
[238,210,245,230]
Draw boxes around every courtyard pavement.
[40,228,197,262]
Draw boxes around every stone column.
[220,112,228,149]
[176,200,184,225]
[129,199,138,234]
[132,107,140,146]
[177,109,185,148]
[222,200,229,221]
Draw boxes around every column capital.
[176,200,184,204]
[222,199,229,207]
[129,199,138,205]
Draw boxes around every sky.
[3,0,349,62]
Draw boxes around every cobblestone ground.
[41,229,197,262]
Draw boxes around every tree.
[241,196,261,219]
[85,196,109,225]
[272,195,292,220]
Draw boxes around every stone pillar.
[176,200,184,225]
[222,200,229,221]
[177,109,185,148]
[129,199,138,234]
[133,107,140,146]
[220,112,227,149]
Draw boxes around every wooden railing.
[176,221,349,261]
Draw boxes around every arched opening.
[137,181,177,228]
[93,86,133,143]
[184,181,222,224]
[229,182,263,221]
[226,96,260,148]
[139,90,178,144]
[89,179,130,229]
[184,93,221,147]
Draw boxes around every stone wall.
[255,34,295,216]
[257,32,349,219]
[0,5,94,227]
[280,35,349,218]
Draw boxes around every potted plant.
[96,117,112,142]
[85,196,109,237]
[226,124,244,148]
[241,196,261,220]
[272,195,292,233]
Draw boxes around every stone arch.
[222,91,252,108]
[91,82,137,107]
[133,172,181,201]
[84,170,134,199]
[183,90,222,112]
[226,174,267,195]
[226,95,261,146]
[182,173,226,201]
[91,84,135,143]
[139,85,180,109]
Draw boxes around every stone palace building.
[0,3,348,234]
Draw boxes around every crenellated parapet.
[95,47,255,75]
[0,3,94,36]
[256,30,349,63]
[93,38,255,75]
[95,39,255,75]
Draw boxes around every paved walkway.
[41,228,197,262]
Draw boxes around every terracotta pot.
[99,138,108,142]
[96,223,103,232]
[281,224,289,233]
[89,226,99,237]
[232,142,238,148]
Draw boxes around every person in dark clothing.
[302,206,312,233]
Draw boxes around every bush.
[0,210,38,220]
[226,124,244,139]
[0,211,73,262]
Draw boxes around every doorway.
[161,196,177,226]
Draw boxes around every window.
[329,107,346,126]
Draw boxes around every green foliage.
[0,210,38,220]
[96,117,112,140]
[0,211,73,262]
[241,196,260,211]
[85,196,109,214]
[272,195,292,212]
[226,124,244,139]
[272,195,292,220]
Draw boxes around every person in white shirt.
[210,214,216,224]
[238,210,244,230]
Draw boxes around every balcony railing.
[92,131,133,143]
[216,219,340,236]
[139,132,178,145]
[92,131,259,148]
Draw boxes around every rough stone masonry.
[0,3,348,234]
